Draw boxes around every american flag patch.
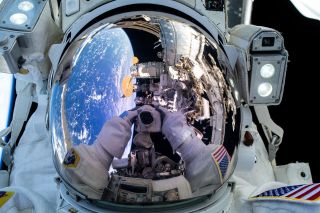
[250,183,320,203]
[212,145,230,182]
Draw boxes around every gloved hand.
[62,107,140,199]
[88,107,140,160]
[155,106,169,123]
[155,107,197,152]
[119,107,140,124]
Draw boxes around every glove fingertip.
[119,111,129,119]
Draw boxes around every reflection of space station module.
[0,0,319,213]
[105,19,235,204]
[127,19,230,143]
[132,59,213,122]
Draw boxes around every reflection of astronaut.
[1,1,319,212]
[62,105,229,201]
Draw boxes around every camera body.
[136,105,161,133]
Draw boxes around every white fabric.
[251,200,320,213]
[290,0,320,21]
[274,163,313,185]
[235,144,256,172]
[2,94,58,212]
[1,80,33,157]
[230,125,276,213]
[230,125,319,213]
[0,186,49,213]
[15,53,45,96]
[0,170,9,188]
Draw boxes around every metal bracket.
[254,105,283,163]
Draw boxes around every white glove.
[62,108,139,199]
[119,108,139,125]
[157,107,197,153]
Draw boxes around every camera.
[136,105,161,133]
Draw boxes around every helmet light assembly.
[229,25,288,105]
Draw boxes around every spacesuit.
[62,106,228,200]
[0,0,319,212]
[1,98,318,212]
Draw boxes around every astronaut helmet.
[49,11,241,211]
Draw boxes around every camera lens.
[262,37,275,47]
[139,111,154,125]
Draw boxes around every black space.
[251,0,320,182]
[124,28,162,63]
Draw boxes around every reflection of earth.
[51,27,135,160]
